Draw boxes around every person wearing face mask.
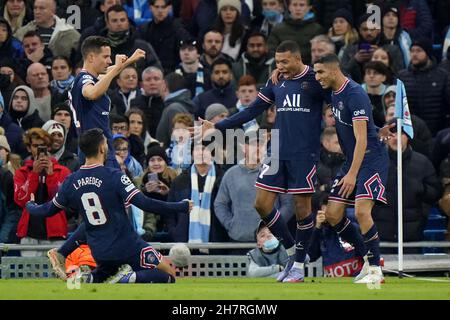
[251,0,285,37]
[247,221,288,278]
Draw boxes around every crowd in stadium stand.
[0,0,449,265]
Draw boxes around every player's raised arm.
[82,54,127,101]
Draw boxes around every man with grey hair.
[15,0,80,58]
[130,67,166,138]
[310,35,336,64]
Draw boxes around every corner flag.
[394,79,414,139]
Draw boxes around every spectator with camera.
[14,128,71,256]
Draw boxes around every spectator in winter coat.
[267,0,324,65]
[175,39,211,99]
[110,66,141,115]
[0,18,23,60]
[99,5,162,76]
[372,128,441,248]
[14,128,71,256]
[0,93,27,158]
[341,14,405,84]
[398,39,450,136]
[232,32,275,87]
[8,85,44,131]
[327,8,358,59]
[15,0,80,59]
[1,0,33,35]
[193,58,237,119]
[130,67,165,139]
[250,0,285,37]
[138,0,191,74]
[379,5,412,69]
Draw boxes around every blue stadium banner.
[394,79,414,139]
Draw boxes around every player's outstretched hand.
[127,49,146,65]
[270,68,281,85]
[188,117,215,140]
[338,173,356,199]
[378,122,396,142]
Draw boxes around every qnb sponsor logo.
[353,109,366,117]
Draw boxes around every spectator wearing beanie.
[42,120,79,172]
[214,0,249,61]
[51,102,78,154]
[190,0,251,41]
[379,5,412,68]
[398,39,450,136]
[140,144,178,241]
[327,8,358,59]
[205,103,230,124]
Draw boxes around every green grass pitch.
[0,277,449,300]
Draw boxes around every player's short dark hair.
[314,54,340,65]
[106,4,127,20]
[211,58,232,72]
[79,128,105,158]
[81,36,110,60]
[276,41,301,55]
[165,72,187,93]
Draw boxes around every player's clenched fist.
[115,54,128,68]
[128,49,146,64]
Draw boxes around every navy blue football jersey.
[52,164,142,261]
[69,70,115,155]
[216,66,330,160]
[331,78,384,166]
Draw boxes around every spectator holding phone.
[341,14,404,83]
[13,128,70,256]
[140,144,179,241]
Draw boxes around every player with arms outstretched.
[26,129,193,284]
[314,54,389,284]
[69,36,145,167]
[194,41,330,282]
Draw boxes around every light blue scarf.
[188,164,216,243]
